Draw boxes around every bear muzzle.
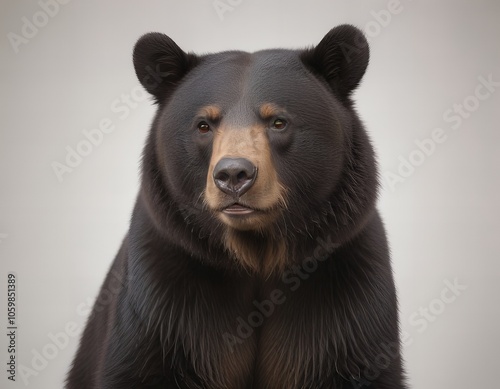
[204,124,287,229]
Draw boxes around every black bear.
[67,24,407,388]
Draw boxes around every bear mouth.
[222,203,256,216]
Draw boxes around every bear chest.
[169,274,339,389]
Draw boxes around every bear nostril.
[216,172,230,183]
[213,158,257,197]
[236,171,247,182]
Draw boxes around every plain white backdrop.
[1,0,499,387]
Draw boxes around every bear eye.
[271,118,287,131]
[197,121,211,134]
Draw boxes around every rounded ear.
[301,24,369,100]
[133,32,199,103]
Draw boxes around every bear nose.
[213,158,257,197]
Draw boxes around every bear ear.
[133,32,199,103]
[301,24,369,100]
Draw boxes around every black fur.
[67,25,407,388]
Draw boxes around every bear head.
[133,25,377,277]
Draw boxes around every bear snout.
[204,123,286,226]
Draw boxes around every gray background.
[1,0,499,387]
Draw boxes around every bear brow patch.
[259,103,287,119]
[197,105,222,121]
